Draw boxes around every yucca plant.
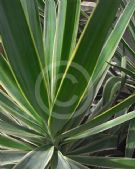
[0,0,135,168]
